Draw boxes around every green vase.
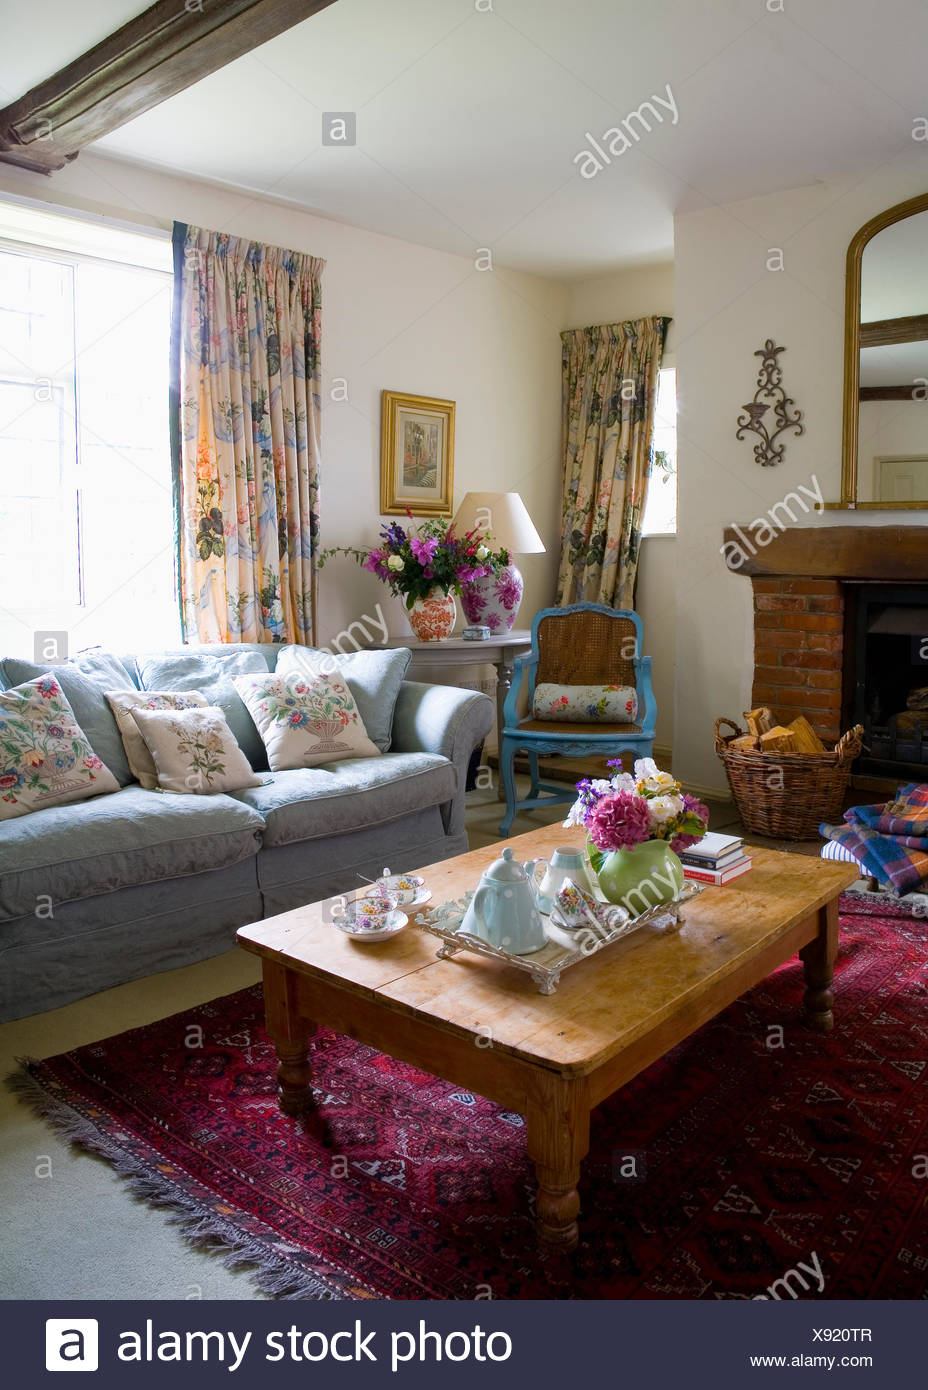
[590,838,684,916]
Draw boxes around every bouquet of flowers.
[319,517,500,609]
[565,758,709,863]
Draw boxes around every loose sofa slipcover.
[0,644,493,1019]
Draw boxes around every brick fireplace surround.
[723,524,928,744]
[751,578,843,741]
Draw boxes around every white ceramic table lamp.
[452,491,545,633]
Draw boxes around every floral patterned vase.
[408,587,457,641]
[589,838,684,914]
[460,562,524,634]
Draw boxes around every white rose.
[387,554,405,572]
[649,794,685,826]
[634,757,659,781]
[642,770,678,794]
[475,544,489,561]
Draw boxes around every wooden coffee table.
[237,826,858,1251]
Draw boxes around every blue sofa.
[0,643,493,1021]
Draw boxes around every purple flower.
[410,536,439,565]
[587,791,651,851]
[362,549,391,579]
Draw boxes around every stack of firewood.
[727,708,828,755]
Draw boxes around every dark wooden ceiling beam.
[859,385,927,401]
[0,0,338,173]
[860,313,928,348]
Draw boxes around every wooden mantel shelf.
[722,524,928,580]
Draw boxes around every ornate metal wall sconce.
[736,339,804,466]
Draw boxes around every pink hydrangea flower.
[586,791,652,852]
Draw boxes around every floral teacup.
[550,880,629,933]
[333,893,404,939]
[375,868,429,907]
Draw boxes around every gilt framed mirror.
[838,191,928,510]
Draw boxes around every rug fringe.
[6,1060,346,1302]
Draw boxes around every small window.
[641,366,676,537]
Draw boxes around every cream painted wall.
[0,154,567,652]
[673,156,928,797]
[565,262,677,751]
[565,263,675,365]
[857,401,928,503]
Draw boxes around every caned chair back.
[535,609,637,689]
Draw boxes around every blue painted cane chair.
[498,603,656,837]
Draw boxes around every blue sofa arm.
[391,681,494,837]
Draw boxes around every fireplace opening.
[848,584,928,776]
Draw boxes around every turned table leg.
[525,1076,590,1251]
[263,960,315,1115]
[800,898,839,1034]
[274,1037,314,1115]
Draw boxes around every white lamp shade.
[452,491,545,555]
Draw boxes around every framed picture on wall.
[380,390,455,516]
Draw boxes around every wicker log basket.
[714,718,864,840]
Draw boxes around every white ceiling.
[3,0,928,279]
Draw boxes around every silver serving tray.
[413,881,703,994]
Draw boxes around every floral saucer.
[334,901,409,942]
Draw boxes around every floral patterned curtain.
[172,224,324,643]
[556,317,669,610]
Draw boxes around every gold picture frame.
[380,390,455,516]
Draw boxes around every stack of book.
[679,832,752,885]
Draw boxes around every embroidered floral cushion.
[275,646,411,753]
[129,706,262,795]
[232,670,381,771]
[532,682,638,724]
[105,689,208,789]
[0,674,120,820]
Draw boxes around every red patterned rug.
[11,905,928,1300]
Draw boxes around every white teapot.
[458,847,547,955]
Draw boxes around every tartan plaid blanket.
[821,784,928,894]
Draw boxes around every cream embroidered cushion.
[532,682,638,724]
[105,689,208,790]
[232,670,381,771]
[0,673,119,820]
[129,706,262,795]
